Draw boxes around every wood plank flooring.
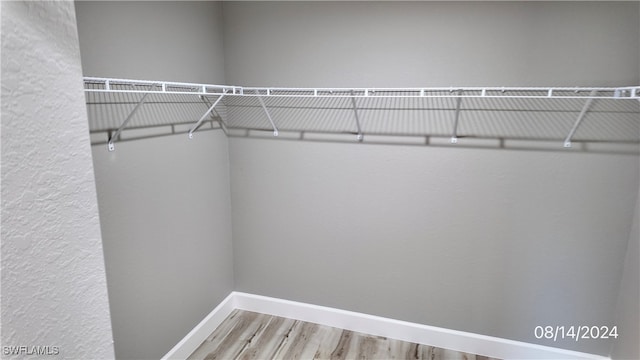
[187,310,499,360]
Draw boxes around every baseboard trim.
[164,291,609,360]
[161,292,236,360]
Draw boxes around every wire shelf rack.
[83,77,640,152]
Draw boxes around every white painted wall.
[224,2,640,356]
[75,2,233,359]
[1,1,114,358]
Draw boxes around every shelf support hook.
[189,91,227,139]
[350,90,364,142]
[107,84,156,151]
[450,90,462,144]
[256,90,279,136]
[563,90,597,148]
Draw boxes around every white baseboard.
[161,293,236,360]
[164,291,609,360]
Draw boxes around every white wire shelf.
[83,77,640,151]
[85,77,640,99]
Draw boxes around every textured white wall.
[75,2,233,359]
[1,1,114,359]
[224,2,640,356]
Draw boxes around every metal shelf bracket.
[256,90,279,137]
[564,90,597,148]
[188,91,227,139]
[350,90,364,142]
[451,90,463,144]
[107,89,153,151]
[199,95,221,120]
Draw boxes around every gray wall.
[223,2,639,88]
[611,192,640,360]
[76,1,225,84]
[224,2,640,355]
[611,7,640,358]
[1,1,114,358]
[75,2,233,359]
[90,132,232,360]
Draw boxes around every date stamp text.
[534,326,618,342]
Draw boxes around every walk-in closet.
[2,1,638,360]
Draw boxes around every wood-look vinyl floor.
[187,310,500,360]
